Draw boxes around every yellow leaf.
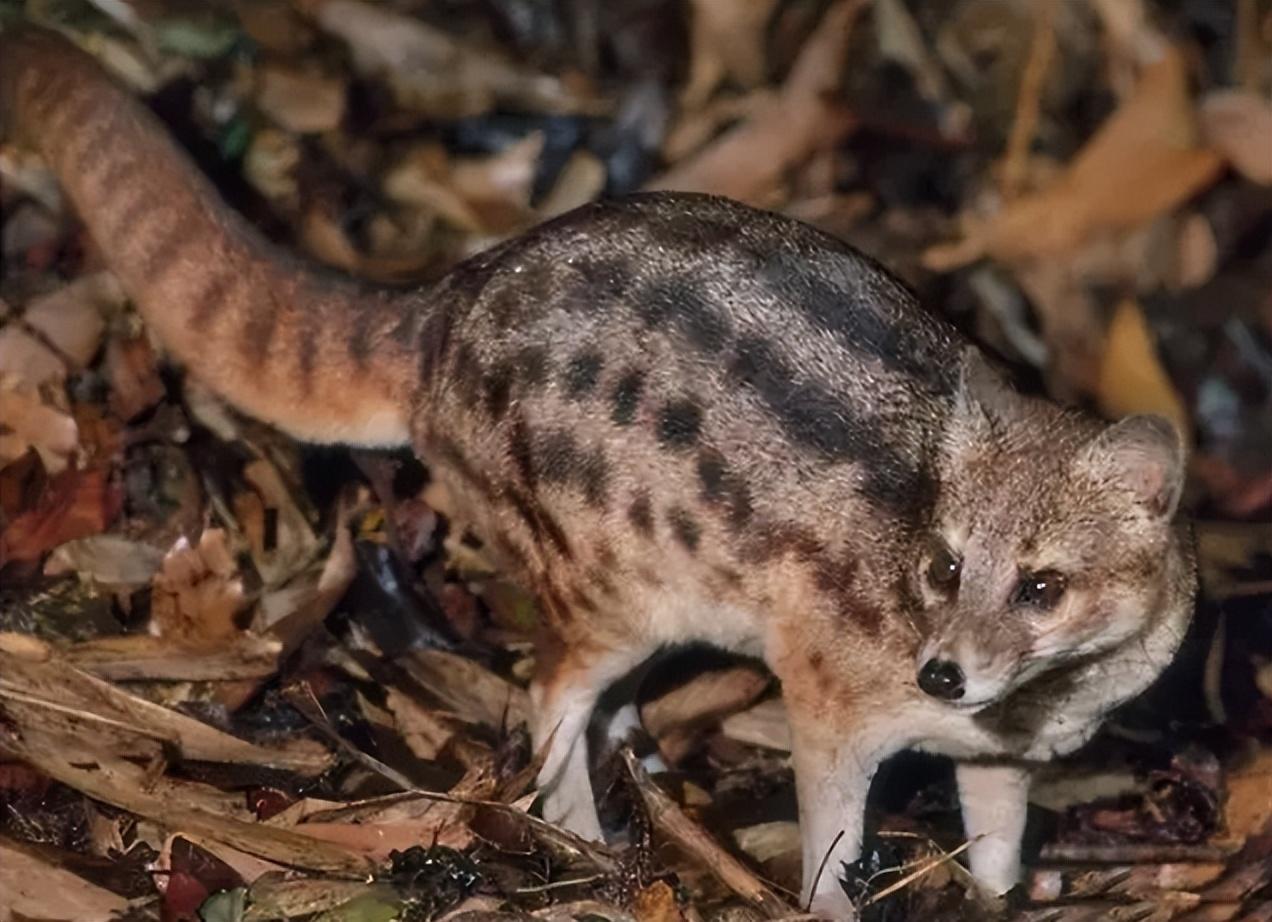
[1097,300,1190,439]
[926,48,1223,269]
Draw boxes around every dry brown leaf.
[104,332,164,421]
[384,685,456,760]
[643,665,770,763]
[1201,89,1272,185]
[0,383,78,473]
[0,633,331,773]
[925,48,1225,269]
[2,731,365,874]
[295,819,472,860]
[237,0,317,54]
[400,648,530,731]
[150,528,248,646]
[448,133,544,233]
[648,0,864,203]
[538,151,608,219]
[258,510,357,652]
[719,697,790,752]
[245,875,382,920]
[155,833,285,895]
[0,275,115,390]
[0,326,64,391]
[256,65,346,134]
[44,534,165,585]
[243,128,301,206]
[384,144,485,234]
[66,633,283,681]
[0,838,132,920]
[733,821,800,866]
[23,274,118,369]
[0,465,117,566]
[311,0,594,118]
[1174,212,1219,289]
[1096,299,1190,439]
[632,880,686,922]
[1224,746,1272,839]
[680,0,778,109]
[238,457,320,586]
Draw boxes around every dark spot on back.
[510,417,535,485]
[487,285,521,327]
[668,507,701,552]
[697,449,753,529]
[578,448,609,507]
[529,429,610,507]
[574,258,632,304]
[507,487,574,559]
[697,452,726,499]
[482,361,514,418]
[628,492,654,537]
[757,250,957,395]
[514,345,550,389]
[535,429,581,484]
[658,399,703,449]
[564,351,603,397]
[611,370,645,426]
[452,341,483,406]
[634,276,731,353]
[728,335,926,512]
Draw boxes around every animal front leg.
[789,726,885,917]
[956,760,1031,895]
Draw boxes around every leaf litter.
[1,1,1272,920]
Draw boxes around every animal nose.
[918,659,965,700]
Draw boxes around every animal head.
[913,351,1190,710]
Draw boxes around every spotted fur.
[1,28,1197,919]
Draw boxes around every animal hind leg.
[531,643,644,841]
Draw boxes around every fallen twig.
[620,747,795,919]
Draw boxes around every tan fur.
[1,28,1197,919]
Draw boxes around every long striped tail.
[0,26,422,446]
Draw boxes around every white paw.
[807,889,858,921]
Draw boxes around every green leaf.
[200,888,248,922]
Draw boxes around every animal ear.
[1081,415,1186,519]
[955,348,1018,430]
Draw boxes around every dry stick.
[619,748,795,919]
[1202,611,1228,725]
[864,839,974,906]
[1038,842,1244,865]
[805,830,845,913]
[282,683,619,872]
[1001,0,1058,198]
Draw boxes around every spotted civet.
[1,27,1196,917]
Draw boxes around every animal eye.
[926,543,961,592]
[1012,571,1067,609]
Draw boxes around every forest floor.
[2,0,1272,919]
